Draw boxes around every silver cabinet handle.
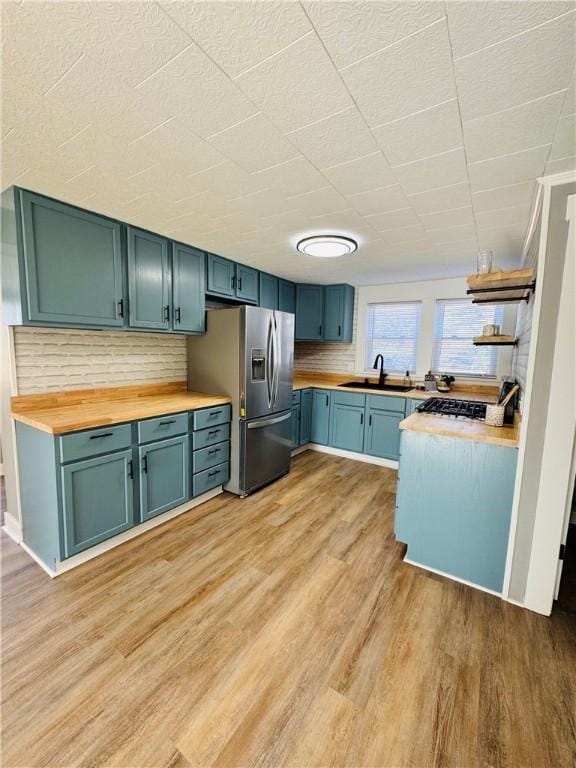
[247,412,291,429]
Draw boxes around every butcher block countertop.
[400,412,520,448]
[11,382,231,435]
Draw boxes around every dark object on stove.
[416,398,488,420]
[498,379,519,425]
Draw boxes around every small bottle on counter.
[404,370,411,387]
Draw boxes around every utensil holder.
[485,404,505,427]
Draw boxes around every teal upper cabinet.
[278,279,296,314]
[236,264,259,304]
[127,227,171,330]
[259,272,278,309]
[61,449,134,557]
[207,253,235,298]
[172,243,205,333]
[16,190,124,327]
[296,284,324,340]
[324,284,354,342]
[311,389,331,444]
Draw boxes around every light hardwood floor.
[1,452,575,767]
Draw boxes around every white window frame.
[364,300,421,374]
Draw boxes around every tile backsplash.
[13,327,187,394]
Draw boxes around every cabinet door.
[296,284,324,340]
[259,273,279,309]
[300,389,313,445]
[278,279,296,314]
[19,191,124,327]
[236,265,259,304]
[291,405,300,448]
[324,284,354,342]
[311,389,331,445]
[128,227,170,329]
[364,409,403,460]
[172,243,205,333]
[139,435,188,521]
[207,253,235,297]
[330,403,365,453]
[61,449,134,557]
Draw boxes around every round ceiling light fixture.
[296,234,358,258]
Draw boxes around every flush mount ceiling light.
[296,234,358,258]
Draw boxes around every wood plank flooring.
[2,452,575,767]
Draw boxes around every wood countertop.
[400,412,520,447]
[11,382,231,435]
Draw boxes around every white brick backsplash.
[13,327,187,394]
[294,293,358,373]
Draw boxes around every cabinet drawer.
[59,424,132,464]
[193,404,231,431]
[292,390,301,406]
[192,423,230,450]
[367,394,406,414]
[138,412,188,444]
[332,390,366,408]
[193,461,229,497]
[193,441,230,474]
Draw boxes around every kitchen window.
[432,299,504,377]
[365,301,421,373]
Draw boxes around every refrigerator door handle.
[265,315,273,409]
[272,312,280,409]
[247,412,292,429]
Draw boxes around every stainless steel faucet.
[373,354,387,387]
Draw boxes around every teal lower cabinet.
[299,389,313,445]
[311,389,331,444]
[329,391,366,453]
[363,396,406,460]
[395,430,518,592]
[193,462,230,497]
[291,405,301,448]
[62,449,134,557]
[192,406,232,496]
[139,435,189,521]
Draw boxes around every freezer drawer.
[240,410,292,495]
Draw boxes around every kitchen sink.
[339,381,414,392]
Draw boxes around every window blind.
[365,301,421,373]
[433,299,504,377]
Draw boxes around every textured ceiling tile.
[364,207,421,231]
[348,184,411,216]
[302,209,382,243]
[288,107,378,169]
[304,0,445,70]
[135,43,257,139]
[382,226,429,244]
[394,147,468,194]
[234,33,352,132]
[207,113,299,173]
[407,182,472,214]
[463,91,566,162]
[563,73,576,115]
[322,152,397,195]
[373,99,463,166]
[428,223,477,245]
[158,0,312,79]
[340,19,456,127]
[285,186,349,217]
[419,206,474,230]
[189,162,268,201]
[454,13,576,121]
[476,229,526,260]
[468,145,551,192]
[545,155,576,174]
[1,0,84,95]
[472,181,536,213]
[549,115,576,160]
[251,157,327,198]
[447,0,575,59]
[475,205,531,230]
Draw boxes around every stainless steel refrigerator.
[187,305,294,496]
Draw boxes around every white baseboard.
[2,512,22,543]
[403,556,502,599]
[7,487,224,578]
[305,443,399,469]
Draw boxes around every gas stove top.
[416,398,488,420]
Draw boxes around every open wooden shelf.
[467,268,535,304]
[473,335,518,346]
